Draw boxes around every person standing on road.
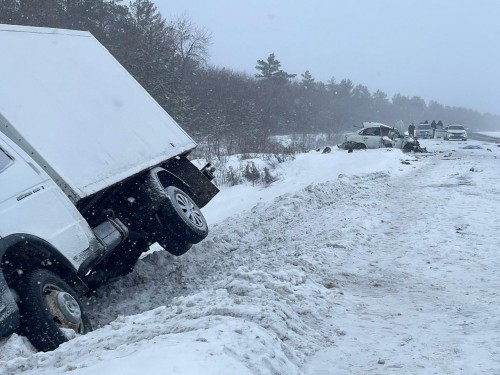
[408,123,415,137]
[431,120,437,138]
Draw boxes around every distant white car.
[434,126,447,138]
[414,123,433,139]
[342,122,393,149]
[445,124,468,141]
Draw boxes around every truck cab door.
[0,137,91,270]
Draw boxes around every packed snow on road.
[1,138,499,375]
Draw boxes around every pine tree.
[255,53,296,81]
[243,162,261,186]
[300,70,315,88]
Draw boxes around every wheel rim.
[175,192,205,229]
[43,284,84,332]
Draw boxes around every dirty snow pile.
[1,139,499,374]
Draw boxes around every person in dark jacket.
[431,120,437,138]
[408,123,415,137]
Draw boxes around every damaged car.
[339,122,393,150]
[339,121,427,153]
[389,127,427,153]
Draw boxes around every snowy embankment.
[1,139,499,374]
[469,131,500,142]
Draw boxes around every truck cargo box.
[0,24,197,203]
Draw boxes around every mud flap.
[161,156,219,208]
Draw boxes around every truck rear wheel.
[16,269,92,352]
[156,186,208,244]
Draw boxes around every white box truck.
[0,24,218,351]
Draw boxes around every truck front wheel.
[16,269,92,352]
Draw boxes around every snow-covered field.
[1,138,499,375]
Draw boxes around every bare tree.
[169,14,211,80]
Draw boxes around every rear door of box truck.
[0,24,197,203]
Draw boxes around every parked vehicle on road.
[414,123,433,139]
[0,24,218,351]
[445,124,468,141]
[434,126,447,138]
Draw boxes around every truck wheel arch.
[144,167,197,210]
[0,234,87,295]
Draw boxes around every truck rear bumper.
[0,272,19,338]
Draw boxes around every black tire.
[355,143,367,150]
[147,213,193,256]
[156,186,208,244]
[16,269,92,352]
[154,231,193,256]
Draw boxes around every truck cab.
[0,135,96,343]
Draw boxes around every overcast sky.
[155,0,500,116]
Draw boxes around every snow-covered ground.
[478,131,500,137]
[1,138,499,375]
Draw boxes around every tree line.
[1,0,499,153]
